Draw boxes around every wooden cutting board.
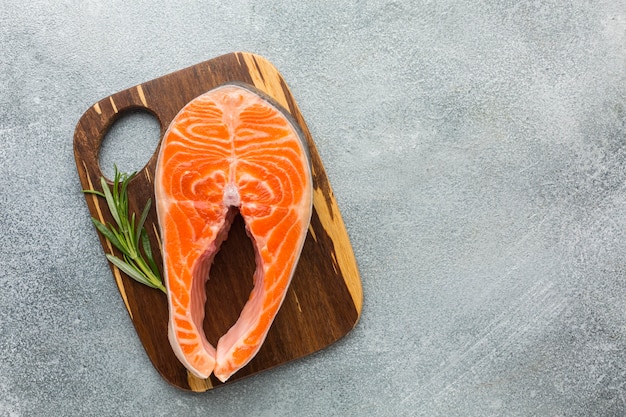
[73,52,362,392]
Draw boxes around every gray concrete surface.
[2,1,626,415]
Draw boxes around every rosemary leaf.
[91,218,124,252]
[106,254,156,289]
[100,176,121,227]
[83,190,106,198]
[140,229,160,278]
[136,199,151,246]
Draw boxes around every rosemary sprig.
[84,167,166,293]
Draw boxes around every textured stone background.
[2,1,626,415]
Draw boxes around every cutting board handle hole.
[99,108,161,179]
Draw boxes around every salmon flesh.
[154,83,313,382]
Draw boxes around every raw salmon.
[154,83,313,382]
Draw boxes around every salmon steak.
[154,83,313,382]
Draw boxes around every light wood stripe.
[93,102,102,115]
[109,96,118,113]
[110,264,132,319]
[312,187,363,314]
[187,372,212,392]
[292,289,303,313]
[82,160,103,220]
[137,85,148,107]
[242,54,289,110]
[308,224,317,241]
[152,223,162,249]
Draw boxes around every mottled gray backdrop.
[2,1,626,416]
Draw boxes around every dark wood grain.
[73,52,362,391]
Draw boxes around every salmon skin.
[154,83,313,382]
